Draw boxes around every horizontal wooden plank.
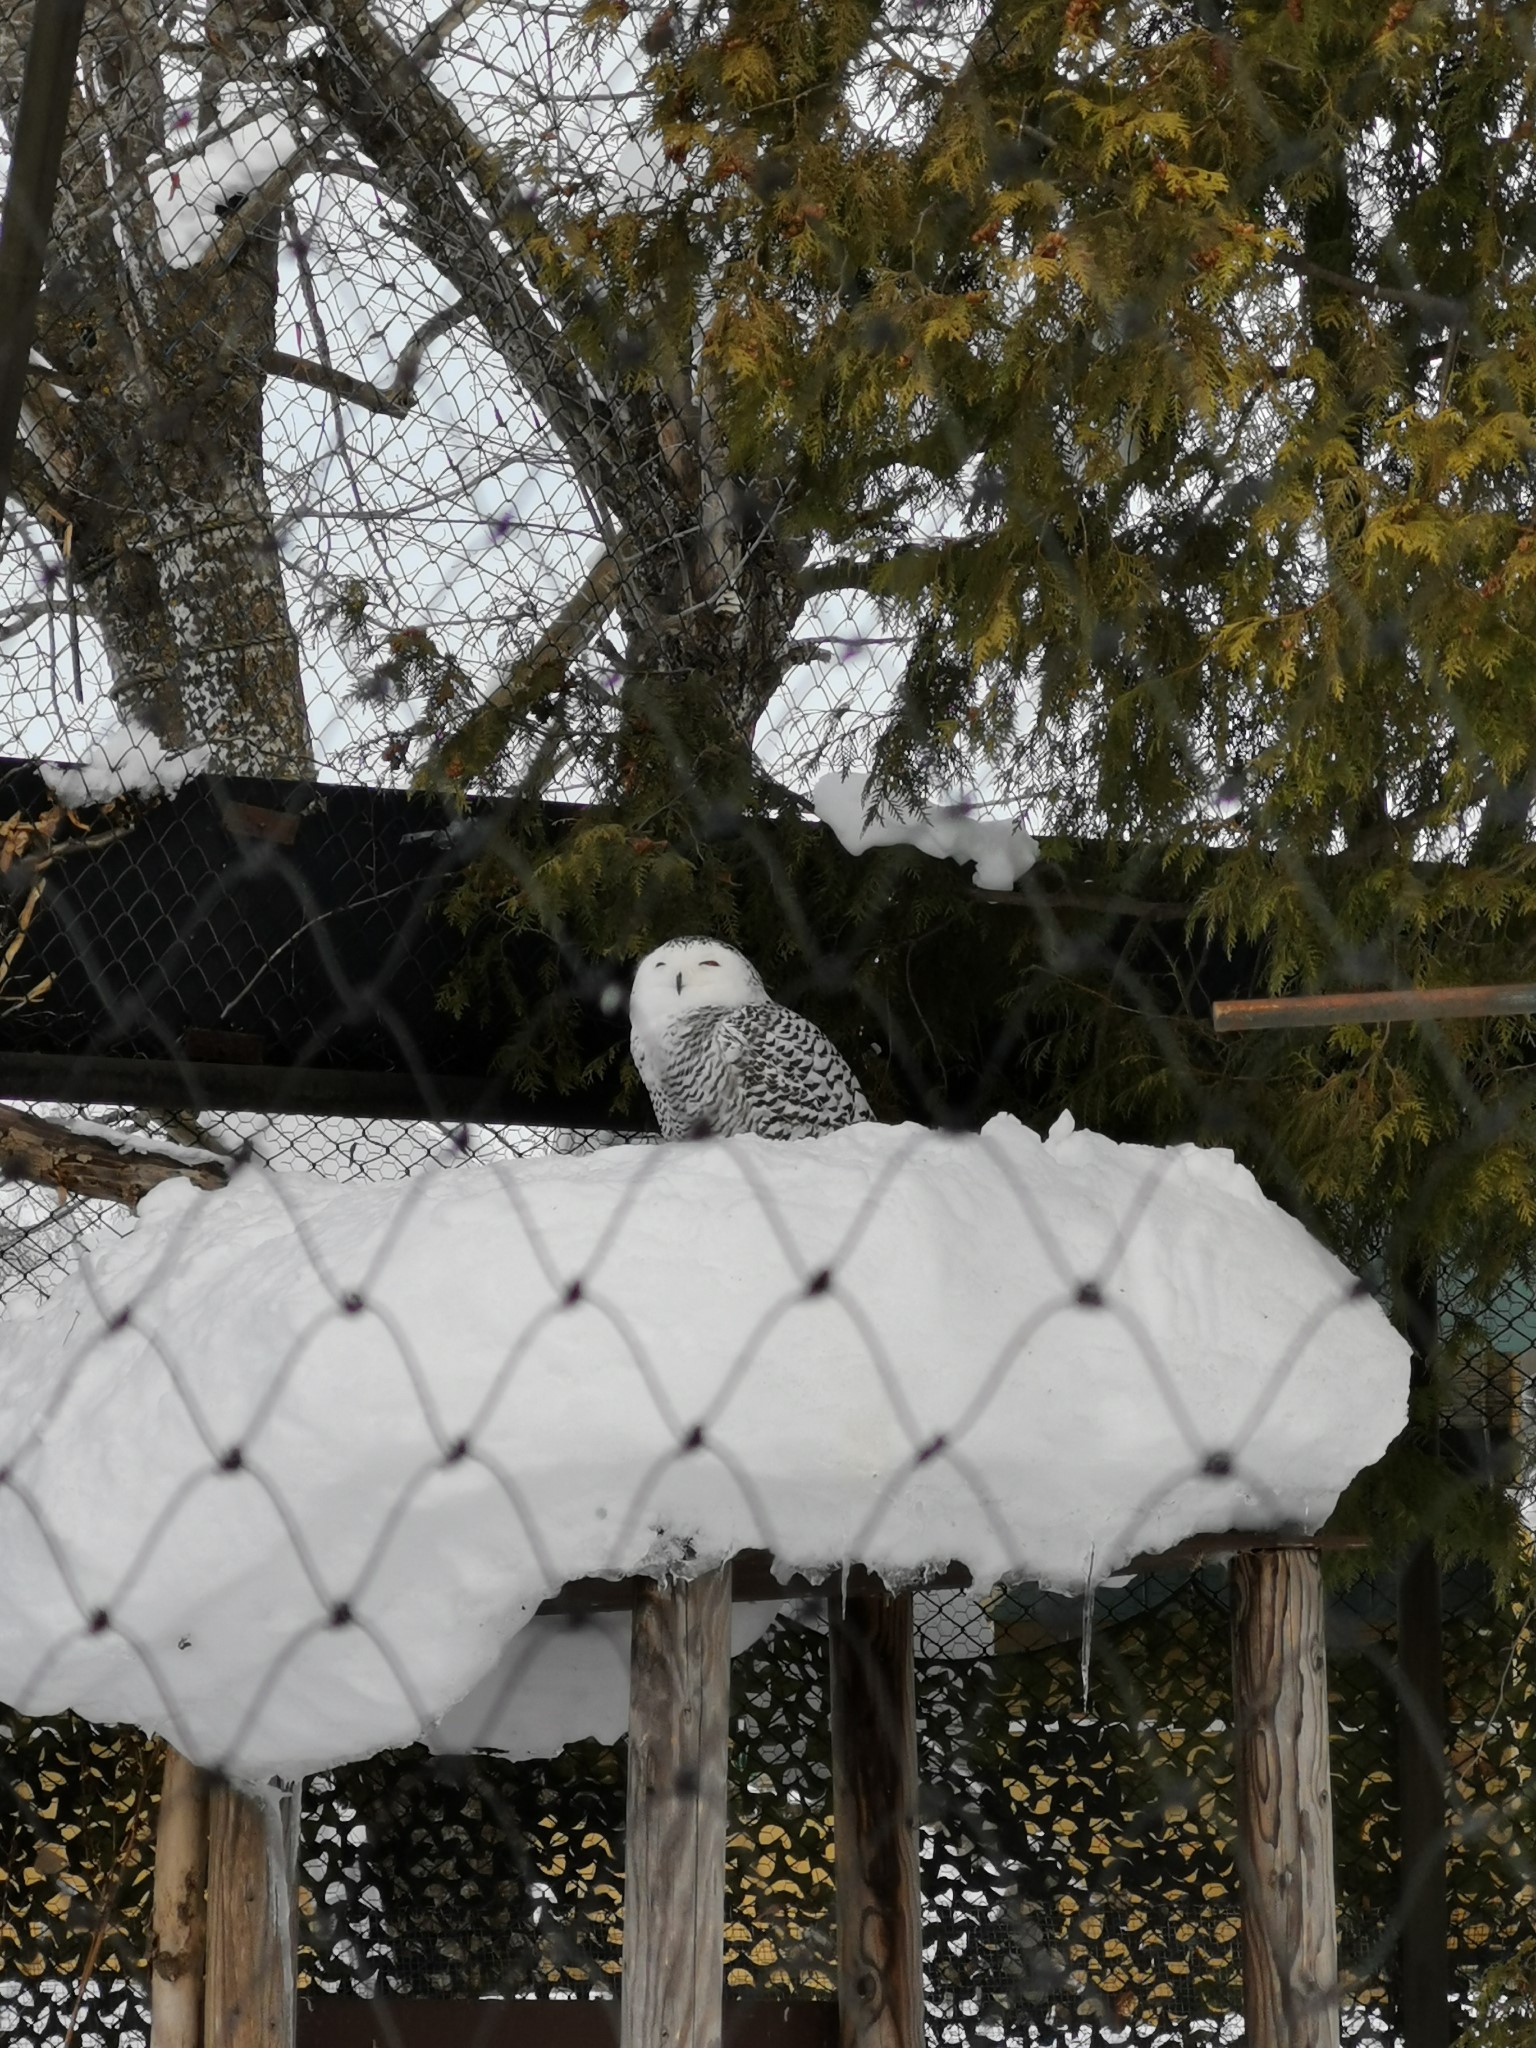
[297,1999,836,2048]
[1212,983,1536,1033]
[536,1532,1367,1616]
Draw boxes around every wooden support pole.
[1231,1547,1340,2048]
[829,1590,923,2048]
[205,1779,299,2048]
[151,1746,210,2048]
[1397,1541,1450,2048]
[622,1564,732,2048]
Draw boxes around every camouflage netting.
[0,1521,1528,2044]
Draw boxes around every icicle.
[1080,1548,1095,1712]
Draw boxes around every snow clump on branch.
[153,111,306,266]
[42,715,210,807]
[814,772,1039,891]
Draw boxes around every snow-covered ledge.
[0,1115,1406,1778]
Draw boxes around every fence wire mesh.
[0,1,1535,2045]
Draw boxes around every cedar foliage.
[434,0,1536,1567]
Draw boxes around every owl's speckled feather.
[629,937,872,1141]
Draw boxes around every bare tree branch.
[428,548,623,782]
[296,0,640,523]
[390,294,470,401]
[261,348,411,414]
[1272,250,1467,325]
[410,0,496,69]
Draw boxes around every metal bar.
[0,1051,648,1128]
[1212,984,1536,1033]
[0,0,86,508]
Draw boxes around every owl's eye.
[700,958,719,967]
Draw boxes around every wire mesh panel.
[1,2,1535,2046]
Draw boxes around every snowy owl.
[628,937,873,1141]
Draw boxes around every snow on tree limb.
[0,1103,228,1210]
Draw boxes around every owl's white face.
[628,938,769,1048]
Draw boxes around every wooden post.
[205,1779,300,2048]
[829,1590,923,2048]
[151,1746,211,2048]
[1397,1540,1450,2048]
[1231,1547,1340,2048]
[621,1564,732,2048]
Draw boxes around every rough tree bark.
[151,1747,211,2048]
[0,1100,228,1205]
[2,0,313,774]
[1231,1547,1341,2048]
[298,0,807,784]
[829,1589,923,2048]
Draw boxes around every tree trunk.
[205,1778,299,2048]
[1231,1547,1340,2048]
[829,1590,923,2048]
[622,1567,732,2048]
[152,1747,210,2048]
[3,2,314,777]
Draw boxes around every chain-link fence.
[2,2,1536,2046]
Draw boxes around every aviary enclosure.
[0,5,1532,2048]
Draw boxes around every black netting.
[1,1,1536,2042]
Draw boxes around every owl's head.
[628,937,769,1044]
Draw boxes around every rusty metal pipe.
[1211,984,1536,1034]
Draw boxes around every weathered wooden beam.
[542,1552,969,1616]
[622,1564,732,2048]
[297,1998,839,2047]
[0,1101,228,1207]
[151,1747,211,2048]
[1230,1547,1340,2048]
[538,1532,1365,1618]
[829,1590,922,2048]
[1397,1541,1450,2048]
[1212,983,1536,1033]
[205,1779,299,2048]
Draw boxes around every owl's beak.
[675,971,684,994]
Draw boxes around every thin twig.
[1272,250,1467,325]
[217,880,420,1020]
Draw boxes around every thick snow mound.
[0,1115,1406,1778]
